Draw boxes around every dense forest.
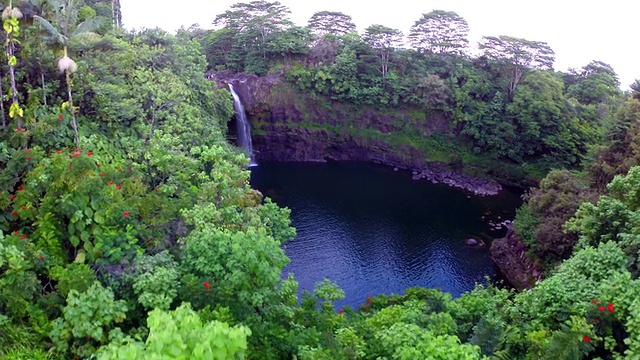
[196,2,629,180]
[1,0,640,359]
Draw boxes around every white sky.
[121,0,640,88]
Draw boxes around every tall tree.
[567,60,622,105]
[307,11,355,38]
[363,24,402,82]
[213,1,292,62]
[267,26,310,67]
[34,0,102,145]
[479,35,555,98]
[408,10,469,55]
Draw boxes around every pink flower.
[338,309,344,314]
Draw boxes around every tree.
[363,24,402,82]
[479,35,555,98]
[408,10,469,55]
[267,26,310,67]
[213,0,292,64]
[34,0,103,145]
[567,61,622,105]
[307,10,355,38]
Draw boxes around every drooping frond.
[71,16,103,37]
[33,15,67,45]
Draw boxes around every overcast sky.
[121,0,639,88]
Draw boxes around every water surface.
[250,162,521,309]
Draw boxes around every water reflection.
[251,161,522,309]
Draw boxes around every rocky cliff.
[209,71,502,196]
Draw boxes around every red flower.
[68,165,72,169]
[599,306,605,311]
[13,231,19,235]
[11,211,17,216]
[583,335,591,343]
[25,149,30,153]
[56,150,62,155]
[73,153,80,157]
[607,303,615,312]
[20,235,26,240]
[21,206,26,210]
[10,195,16,201]
[204,281,211,291]
[99,172,104,177]
[58,114,63,120]
[17,186,23,191]
[123,211,129,217]
[87,151,93,156]
[108,181,113,185]
[128,167,132,171]
[154,188,158,192]
[116,185,121,190]
[26,156,31,160]
[38,256,44,261]
[16,127,22,132]
[338,309,344,314]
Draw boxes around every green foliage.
[50,263,95,298]
[50,283,127,358]
[132,252,179,310]
[0,4,637,360]
[181,226,289,313]
[516,169,594,269]
[98,303,250,359]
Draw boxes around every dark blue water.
[250,162,522,309]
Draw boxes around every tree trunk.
[7,35,21,128]
[0,70,6,130]
[41,73,47,106]
[66,71,78,145]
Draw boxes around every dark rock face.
[490,224,543,291]
[209,71,502,196]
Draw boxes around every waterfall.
[228,83,257,167]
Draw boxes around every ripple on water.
[251,162,522,308]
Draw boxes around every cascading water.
[229,83,257,167]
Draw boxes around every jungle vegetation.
[1,1,640,359]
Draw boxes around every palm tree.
[33,0,101,145]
